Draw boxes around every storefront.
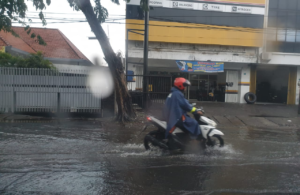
[250,65,299,105]
[127,58,254,104]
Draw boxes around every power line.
[11,17,299,36]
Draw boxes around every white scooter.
[143,107,224,152]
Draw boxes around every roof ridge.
[57,30,85,60]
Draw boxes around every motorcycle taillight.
[146,116,151,121]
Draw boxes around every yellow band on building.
[126,19,263,47]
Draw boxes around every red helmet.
[174,77,191,90]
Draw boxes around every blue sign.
[127,70,135,82]
[176,61,224,73]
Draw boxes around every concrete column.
[238,66,251,103]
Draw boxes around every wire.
[11,16,299,36]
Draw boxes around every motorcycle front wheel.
[207,135,224,147]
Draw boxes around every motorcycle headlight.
[209,121,217,127]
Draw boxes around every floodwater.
[1,121,300,194]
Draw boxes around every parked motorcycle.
[143,108,224,152]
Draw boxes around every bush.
[0,51,55,69]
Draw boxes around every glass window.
[268,9,277,27]
[269,0,278,9]
[296,31,300,42]
[287,13,296,28]
[267,1,300,53]
[277,12,287,28]
[296,16,300,29]
[294,43,300,52]
[286,30,296,42]
[278,0,287,10]
[287,0,297,10]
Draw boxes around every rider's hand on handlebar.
[197,110,203,115]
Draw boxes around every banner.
[176,61,224,73]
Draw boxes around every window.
[267,0,300,53]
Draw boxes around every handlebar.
[193,108,204,122]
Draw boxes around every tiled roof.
[0,36,8,46]
[0,27,90,61]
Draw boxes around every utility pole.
[143,0,149,109]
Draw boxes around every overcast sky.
[23,0,127,64]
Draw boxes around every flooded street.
[1,120,300,194]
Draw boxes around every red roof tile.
[0,36,8,46]
[0,27,89,61]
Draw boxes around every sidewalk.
[148,102,300,130]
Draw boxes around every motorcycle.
[142,107,224,152]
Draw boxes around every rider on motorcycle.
[163,77,203,139]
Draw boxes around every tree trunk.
[78,0,135,122]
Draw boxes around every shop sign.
[172,1,195,9]
[202,3,224,11]
[231,6,252,13]
[176,61,224,73]
[149,0,163,7]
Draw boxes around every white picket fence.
[0,67,101,113]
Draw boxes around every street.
[1,112,300,195]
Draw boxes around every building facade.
[260,0,300,105]
[126,0,300,105]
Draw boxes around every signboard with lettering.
[172,1,195,9]
[231,6,252,13]
[128,0,264,15]
[149,0,163,7]
[176,61,224,73]
[202,3,224,11]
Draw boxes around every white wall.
[265,53,300,66]
[129,41,258,63]
[238,66,251,103]
[296,67,300,105]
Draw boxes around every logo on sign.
[203,4,208,10]
[231,6,252,13]
[173,2,178,7]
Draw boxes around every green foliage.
[0,0,48,45]
[0,51,55,69]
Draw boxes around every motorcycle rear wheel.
[144,130,168,150]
